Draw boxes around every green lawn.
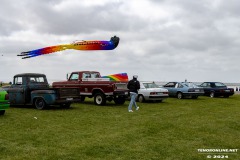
[0,95,239,160]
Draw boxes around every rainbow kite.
[102,73,128,82]
[18,36,120,59]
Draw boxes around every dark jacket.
[127,78,140,93]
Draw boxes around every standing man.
[127,75,140,112]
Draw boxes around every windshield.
[143,83,159,88]
[182,82,199,88]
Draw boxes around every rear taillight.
[5,94,9,100]
[150,92,157,95]
[220,89,224,93]
[163,92,168,94]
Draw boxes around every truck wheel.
[35,98,47,110]
[0,110,5,115]
[114,97,125,105]
[138,95,145,103]
[94,93,106,106]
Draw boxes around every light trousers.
[128,92,138,110]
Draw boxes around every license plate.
[225,90,230,92]
[195,89,199,92]
[66,98,73,101]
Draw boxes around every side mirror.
[66,73,69,80]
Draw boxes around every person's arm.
[136,81,140,90]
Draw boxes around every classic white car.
[137,82,169,102]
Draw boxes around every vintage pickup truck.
[5,73,80,109]
[52,71,129,105]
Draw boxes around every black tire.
[34,97,47,110]
[0,110,5,115]
[94,93,106,106]
[210,92,215,98]
[114,97,125,105]
[138,95,145,103]
[177,92,183,99]
[60,103,71,108]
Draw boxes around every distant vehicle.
[137,82,169,102]
[163,82,204,99]
[0,88,10,115]
[199,82,234,98]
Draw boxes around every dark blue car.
[199,82,234,98]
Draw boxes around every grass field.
[0,95,239,160]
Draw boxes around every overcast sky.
[1,0,240,83]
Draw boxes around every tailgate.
[115,83,128,90]
[58,88,80,98]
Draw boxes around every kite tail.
[17,44,71,59]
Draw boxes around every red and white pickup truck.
[52,71,129,105]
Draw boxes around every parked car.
[199,82,234,98]
[137,82,169,102]
[163,82,204,99]
[0,88,10,115]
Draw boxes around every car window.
[178,83,184,88]
[143,83,148,88]
[214,82,226,87]
[14,77,23,85]
[144,83,159,88]
[70,73,79,81]
[29,76,45,83]
[175,83,183,88]
[165,82,175,87]
[82,73,91,78]
[201,83,207,87]
[182,82,198,88]
[90,73,100,78]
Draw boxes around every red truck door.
[67,73,80,87]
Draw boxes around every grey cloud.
[1,0,240,83]
[15,1,146,35]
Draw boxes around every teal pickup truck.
[4,73,80,110]
[0,88,10,115]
